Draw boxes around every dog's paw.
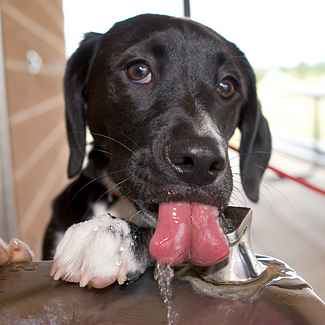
[50,215,145,288]
[0,238,34,266]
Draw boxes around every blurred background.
[0,0,324,297]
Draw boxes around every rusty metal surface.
[0,262,325,325]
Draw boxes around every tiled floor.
[230,150,325,300]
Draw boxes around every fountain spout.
[204,207,266,284]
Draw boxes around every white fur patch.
[82,141,93,169]
[51,214,145,288]
[92,202,109,217]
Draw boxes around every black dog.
[43,14,271,288]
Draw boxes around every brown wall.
[0,0,67,256]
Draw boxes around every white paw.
[51,215,144,288]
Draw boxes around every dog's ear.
[238,70,272,202]
[65,32,102,178]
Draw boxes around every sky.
[63,0,325,69]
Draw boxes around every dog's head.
[65,14,271,219]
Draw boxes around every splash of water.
[155,263,178,325]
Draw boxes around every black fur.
[43,14,271,260]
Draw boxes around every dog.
[43,14,271,288]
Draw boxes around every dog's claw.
[53,268,65,281]
[50,261,58,277]
[64,273,80,283]
[79,273,92,287]
[117,260,128,285]
[117,274,127,285]
[53,272,60,281]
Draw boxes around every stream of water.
[155,263,178,325]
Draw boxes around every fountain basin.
[0,261,325,325]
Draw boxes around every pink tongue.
[149,202,229,266]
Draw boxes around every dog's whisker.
[229,195,245,206]
[259,179,293,208]
[128,209,145,223]
[94,177,130,205]
[107,168,128,175]
[231,185,248,205]
[93,148,113,156]
[234,190,247,205]
[68,168,127,203]
[231,197,246,207]
[121,131,140,149]
[70,175,109,202]
[92,132,135,154]
[228,146,272,155]
[260,184,297,222]
[229,151,270,161]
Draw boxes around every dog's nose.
[168,143,226,186]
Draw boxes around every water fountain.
[0,207,324,324]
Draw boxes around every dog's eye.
[216,77,237,99]
[126,62,152,84]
